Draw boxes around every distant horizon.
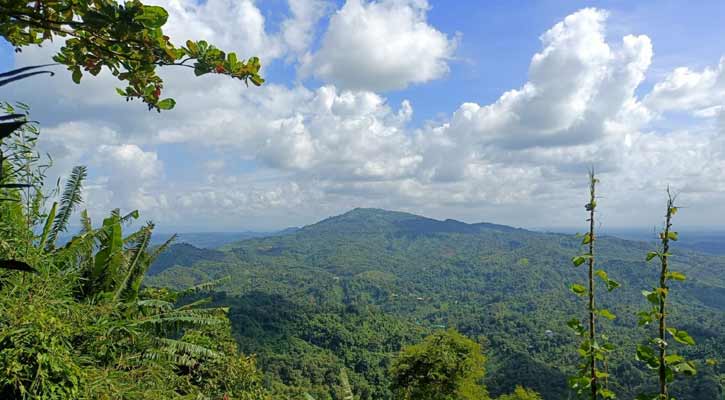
[145,207,725,236]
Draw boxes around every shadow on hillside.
[485,349,570,399]
[224,291,305,352]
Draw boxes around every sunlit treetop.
[0,0,264,111]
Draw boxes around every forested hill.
[147,208,725,400]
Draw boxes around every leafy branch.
[1,0,264,111]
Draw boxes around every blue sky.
[3,1,725,231]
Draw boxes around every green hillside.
[147,208,725,400]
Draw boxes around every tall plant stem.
[658,190,674,399]
[587,171,597,399]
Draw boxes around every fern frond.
[46,165,87,250]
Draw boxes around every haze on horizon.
[3,0,725,232]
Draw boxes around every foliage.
[0,112,269,399]
[495,386,543,400]
[148,208,725,399]
[636,190,698,400]
[0,0,264,110]
[568,172,620,399]
[389,329,488,400]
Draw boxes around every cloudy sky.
[2,0,725,232]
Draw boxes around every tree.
[0,0,264,111]
[390,329,488,400]
[496,386,543,400]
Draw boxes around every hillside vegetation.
[148,208,725,399]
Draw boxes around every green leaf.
[667,231,679,241]
[38,202,57,251]
[667,328,696,346]
[636,344,659,369]
[598,309,616,320]
[595,269,608,281]
[582,233,592,244]
[606,278,620,292]
[637,311,653,326]
[157,98,176,110]
[642,290,660,305]
[666,271,686,281]
[572,255,589,267]
[646,251,658,261]
[72,68,82,84]
[599,388,616,399]
[135,5,169,28]
[567,318,585,335]
[672,361,697,376]
[664,354,684,364]
[570,284,586,296]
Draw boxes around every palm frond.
[136,299,175,311]
[133,308,228,329]
[80,209,92,233]
[112,222,154,303]
[46,165,87,250]
[340,368,354,400]
[146,233,177,266]
[179,276,231,297]
[37,201,57,250]
[156,337,219,359]
[177,297,212,311]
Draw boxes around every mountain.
[147,208,725,400]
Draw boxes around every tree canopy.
[0,0,264,111]
[390,329,488,400]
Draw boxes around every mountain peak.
[303,208,520,236]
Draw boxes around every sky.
[2,0,725,232]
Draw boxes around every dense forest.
[2,1,724,399]
[147,208,725,399]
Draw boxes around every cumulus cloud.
[418,9,652,153]
[299,0,457,91]
[644,57,725,114]
[5,4,725,229]
[282,0,332,57]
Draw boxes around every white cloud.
[282,0,332,57]
[644,57,725,114]
[5,4,725,230]
[153,0,284,63]
[299,0,457,91]
[417,9,652,153]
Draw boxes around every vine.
[568,170,620,399]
